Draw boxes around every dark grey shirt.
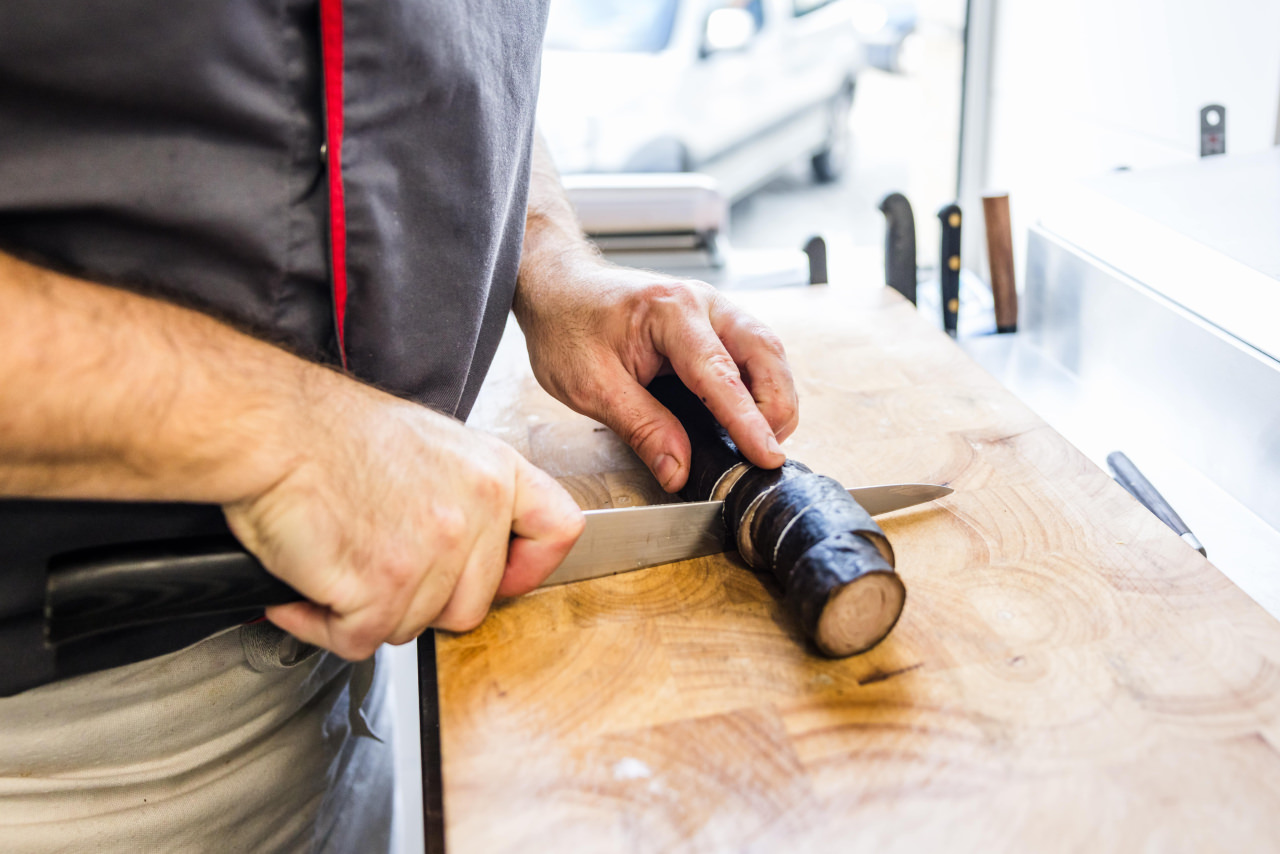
[0,0,548,417]
[0,0,550,691]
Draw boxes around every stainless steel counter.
[960,149,1280,619]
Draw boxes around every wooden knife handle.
[982,193,1018,333]
[649,376,905,656]
[45,536,301,646]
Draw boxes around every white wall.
[962,0,1280,281]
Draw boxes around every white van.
[538,0,865,201]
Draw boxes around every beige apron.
[0,624,393,852]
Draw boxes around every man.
[0,1,797,849]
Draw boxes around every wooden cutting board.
[435,284,1280,852]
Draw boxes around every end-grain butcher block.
[436,283,1280,853]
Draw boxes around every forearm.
[0,250,341,503]
[516,131,601,314]
[511,134,795,492]
[0,249,583,654]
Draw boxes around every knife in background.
[937,203,962,337]
[879,192,917,305]
[43,482,952,646]
[1106,451,1206,556]
[981,192,1018,333]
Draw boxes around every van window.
[793,0,835,16]
[545,0,681,53]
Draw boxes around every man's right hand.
[0,251,583,662]
[223,382,585,661]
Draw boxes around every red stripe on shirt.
[320,0,349,366]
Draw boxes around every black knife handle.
[1106,452,1206,557]
[46,536,302,646]
[878,192,917,305]
[937,203,961,337]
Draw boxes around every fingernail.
[767,434,785,457]
[654,454,679,488]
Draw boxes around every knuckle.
[640,280,688,304]
[702,352,743,386]
[336,625,383,661]
[545,508,587,553]
[680,278,716,299]
[723,309,785,356]
[455,608,488,632]
[634,280,703,317]
[430,505,469,552]
[436,602,488,634]
[473,466,509,508]
[349,642,380,661]
[474,442,518,502]
[754,326,787,359]
[776,397,799,426]
[386,626,423,646]
[378,550,421,592]
[311,565,360,613]
[624,415,667,454]
[565,509,587,541]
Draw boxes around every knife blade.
[543,482,951,586]
[43,482,951,646]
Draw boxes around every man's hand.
[514,254,798,493]
[225,382,583,659]
[517,134,798,492]
[0,251,583,661]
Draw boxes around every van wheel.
[811,86,853,184]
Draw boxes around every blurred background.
[534,0,1280,291]
[537,0,966,281]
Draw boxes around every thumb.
[592,371,692,493]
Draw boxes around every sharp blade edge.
[538,482,951,588]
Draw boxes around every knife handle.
[981,193,1018,333]
[1106,452,1206,557]
[878,192,917,305]
[46,536,302,646]
[937,203,961,337]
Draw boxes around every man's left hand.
[513,254,798,493]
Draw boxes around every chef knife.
[43,482,951,646]
[1106,451,1205,556]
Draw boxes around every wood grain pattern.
[438,284,1280,852]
